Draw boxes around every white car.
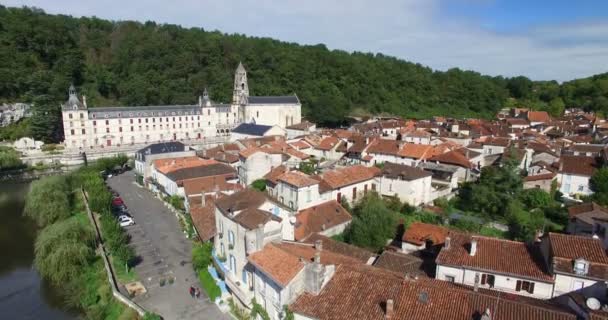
[118,215,135,227]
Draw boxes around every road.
[107,172,228,320]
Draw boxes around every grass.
[479,226,509,239]
[111,255,138,283]
[198,269,221,301]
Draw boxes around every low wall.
[81,188,148,317]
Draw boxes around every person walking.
[189,286,195,298]
[195,288,201,299]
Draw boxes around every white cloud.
[3,0,608,81]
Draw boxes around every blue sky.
[4,0,608,81]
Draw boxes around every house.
[402,130,433,145]
[373,250,429,278]
[308,136,346,161]
[230,123,286,141]
[527,111,551,126]
[289,263,576,320]
[315,165,381,204]
[150,156,217,194]
[134,142,194,178]
[540,233,608,298]
[286,121,316,139]
[567,202,608,248]
[365,140,440,166]
[401,222,448,254]
[238,146,285,186]
[269,170,324,211]
[247,235,374,319]
[556,155,598,197]
[377,162,433,206]
[435,233,555,299]
[523,173,556,192]
[152,159,236,197]
[294,200,352,241]
[213,189,295,306]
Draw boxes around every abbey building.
[61,63,301,149]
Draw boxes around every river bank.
[0,182,76,319]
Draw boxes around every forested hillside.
[0,6,607,142]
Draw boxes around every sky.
[4,0,608,81]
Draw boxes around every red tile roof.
[295,200,352,241]
[528,111,551,123]
[436,233,553,282]
[290,264,574,320]
[248,243,305,287]
[317,165,380,190]
[559,155,598,176]
[398,143,438,159]
[429,149,473,168]
[547,233,608,265]
[402,222,448,246]
[189,195,216,241]
[316,136,341,151]
[278,171,319,188]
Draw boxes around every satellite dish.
[289,216,296,224]
[587,297,601,310]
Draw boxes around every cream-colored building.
[61,63,301,150]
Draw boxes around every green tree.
[589,167,608,205]
[24,176,71,226]
[519,188,552,210]
[251,179,267,192]
[344,194,397,251]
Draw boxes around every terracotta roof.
[290,264,574,320]
[182,174,242,197]
[289,140,311,150]
[295,200,352,241]
[398,143,438,159]
[506,118,530,126]
[524,172,556,182]
[215,189,266,215]
[263,165,287,185]
[154,156,217,174]
[284,147,310,160]
[304,233,375,263]
[273,242,365,267]
[373,251,427,277]
[232,208,282,230]
[278,171,319,188]
[567,202,608,218]
[365,139,400,156]
[429,150,473,168]
[189,195,216,241]
[317,165,380,190]
[559,155,598,176]
[547,233,608,265]
[436,233,553,282]
[381,162,432,181]
[402,222,449,246]
[248,243,304,287]
[167,163,237,182]
[316,136,341,151]
[528,111,551,123]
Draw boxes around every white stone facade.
[61,64,301,150]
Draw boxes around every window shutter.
[528,282,535,294]
[516,280,522,291]
[481,274,487,285]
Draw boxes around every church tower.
[232,62,249,105]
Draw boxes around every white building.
[134,142,195,179]
[377,162,433,206]
[556,155,598,197]
[61,63,301,150]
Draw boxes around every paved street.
[107,172,228,320]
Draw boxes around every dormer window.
[574,258,589,275]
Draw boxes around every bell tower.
[232,62,249,105]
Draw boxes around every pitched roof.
[215,188,267,215]
[263,165,288,185]
[295,200,352,241]
[398,143,438,159]
[567,202,608,218]
[317,165,381,190]
[181,174,242,197]
[303,233,375,263]
[154,156,216,174]
[315,136,341,151]
[167,163,236,182]
[248,243,305,287]
[232,123,273,136]
[247,95,300,105]
[135,142,188,161]
[559,155,598,176]
[277,171,319,188]
[528,111,551,123]
[381,162,432,181]
[524,172,556,182]
[402,222,449,246]
[189,195,216,241]
[232,208,282,230]
[429,150,473,168]
[547,233,608,265]
[436,233,553,282]
[373,250,427,277]
[290,264,575,320]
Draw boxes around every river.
[0,182,76,319]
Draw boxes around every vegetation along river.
[0,182,76,319]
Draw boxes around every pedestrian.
[189,286,195,298]
[195,288,200,299]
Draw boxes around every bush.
[143,313,162,320]
[251,179,266,192]
[24,175,71,226]
[192,242,213,271]
[344,194,398,251]
[0,146,24,171]
[198,269,221,301]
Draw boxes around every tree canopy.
[1,6,606,142]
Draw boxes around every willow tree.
[34,216,94,285]
[24,176,71,226]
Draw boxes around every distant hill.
[0,6,607,137]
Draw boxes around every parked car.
[112,198,124,207]
[118,215,135,227]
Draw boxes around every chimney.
[201,192,206,206]
[474,273,480,292]
[198,95,203,107]
[255,224,264,250]
[444,237,451,249]
[82,95,87,108]
[315,239,323,252]
[470,239,477,256]
[385,299,394,320]
[314,252,321,264]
